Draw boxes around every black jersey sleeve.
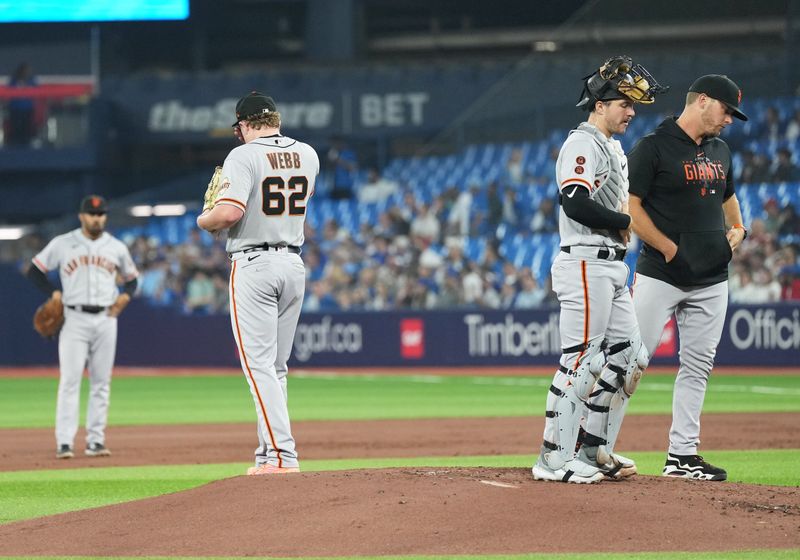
[122,277,138,297]
[26,264,58,296]
[627,137,659,199]
[561,185,631,230]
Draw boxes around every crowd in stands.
[9,101,800,314]
[728,198,800,303]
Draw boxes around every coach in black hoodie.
[596,75,747,481]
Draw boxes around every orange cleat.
[247,464,300,475]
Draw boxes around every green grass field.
[1,373,799,427]
[0,370,798,560]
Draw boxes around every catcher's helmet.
[576,56,668,111]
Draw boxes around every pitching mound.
[1,468,798,556]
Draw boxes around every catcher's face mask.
[577,56,668,110]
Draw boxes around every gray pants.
[229,251,305,469]
[633,274,728,455]
[56,308,117,447]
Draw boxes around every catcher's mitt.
[202,166,224,212]
[33,297,64,339]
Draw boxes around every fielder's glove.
[202,166,224,212]
[33,297,64,339]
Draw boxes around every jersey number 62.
[261,176,310,217]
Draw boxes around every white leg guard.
[540,338,605,468]
[580,336,649,477]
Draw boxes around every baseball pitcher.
[197,91,318,475]
[532,56,666,483]
[27,195,138,459]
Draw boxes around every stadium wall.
[3,265,798,368]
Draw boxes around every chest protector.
[574,122,629,212]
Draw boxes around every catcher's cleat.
[532,455,604,484]
[56,444,74,459]
[247,464,300,475]
[85,442,112,457]
[577,445,637,480]
[662,453,727,481]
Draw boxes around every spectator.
[486,181,503,230]
[409,202,441,246]
[763,199,782,235]
[778,203,800,236]
[211,273,229,313]
[462,261,483,305]
[139,260,172,306]
[785,108,800,143]
[357,168,399,204]
[760,106,783,142]
[731,267,781,303]
[184,270,215,314]
[303,279,338,311]
[500,281,518,309]
[5,62,38,146]
[778,264,800,301]
[447,185,477,237]
[505,147,525,184]
[436,269,464,308]
[515,269,546,308]
[769,148,799,182]
[327,137,358,200]
[443,236,468,275]
[530,197,558,233]
[738,149,771,184]
[501,188,521,229]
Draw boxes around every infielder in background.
[27,195,138,459]
[197,91,318,475]
[532,56,666,484]
[586,75,748,481]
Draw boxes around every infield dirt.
[0,412,798,556]
[1,467,798,556]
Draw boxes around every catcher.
[532,56,666,483]
[27,195,138,459]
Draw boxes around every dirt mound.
[2,412,798,472]
[1,468,797,556]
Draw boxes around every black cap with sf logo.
[79,195,107,214]
[688,74,748,121]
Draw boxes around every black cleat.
[56,444,74,459]
[662,453,726,481]
[85,442,112,457]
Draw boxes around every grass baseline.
[0,374,798,428]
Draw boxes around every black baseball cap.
[232,91,277,126]
[79,195,107,214]
[688,74,748,121]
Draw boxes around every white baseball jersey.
[33,230,138,306]
[556,124,628,250]
[216,135,319,253]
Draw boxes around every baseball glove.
[33,297,64,339]
[202,166,224,212]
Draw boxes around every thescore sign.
[147,92,431,135]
